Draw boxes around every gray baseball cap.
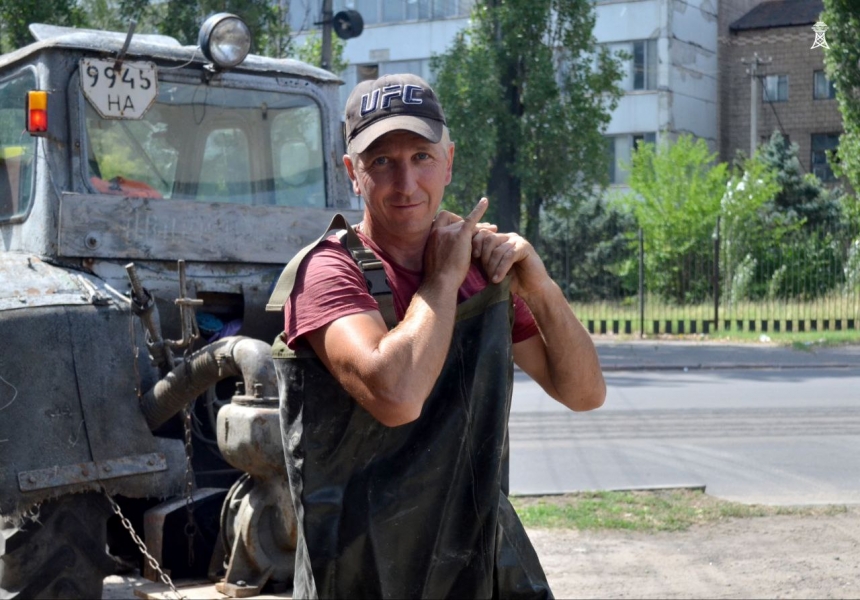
[344,73,447,154]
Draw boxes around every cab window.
[84,80,327,207]
[271,106,325,207]
[199,127,253,203]
[0,70,37,221]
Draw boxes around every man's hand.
[424,197,489,290]
[471,227,552,301]
[463,198,605,413]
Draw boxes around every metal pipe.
[141,336,277,430]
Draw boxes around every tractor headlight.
[199,13,251,69]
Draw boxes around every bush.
[539,195,637,302]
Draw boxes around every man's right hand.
[423,197,489,290]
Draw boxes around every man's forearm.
[520,279,605,411]
[370,278,458,419]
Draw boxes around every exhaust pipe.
[141,336,276,430]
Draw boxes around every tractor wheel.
[0,493,115,599]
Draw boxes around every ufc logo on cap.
[360,84,424,116]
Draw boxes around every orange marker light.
[26,91,48,135]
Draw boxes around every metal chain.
[102,489,185,600]
[181,404,198,567]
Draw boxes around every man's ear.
[445,142,455,185]
[343,154,361,196]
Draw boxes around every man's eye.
[373,156,389,166]
[415,152,430,160]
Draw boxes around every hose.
[140,336,276,430]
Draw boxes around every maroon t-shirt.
[284,230,539,349]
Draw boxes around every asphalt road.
[509,367,860,505]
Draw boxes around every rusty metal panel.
[17,452,166,491]
[0,253,130,312]
[66,302,163,462]
[0,305,94,514]
[0,253,89,311]
[58,193,362,264]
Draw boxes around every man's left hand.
[471,228,550,299]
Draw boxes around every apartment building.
[719,0,841,180]
[595,1,718,187]
[290,1,841,190]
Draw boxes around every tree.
[822,0,860,222]
[72,0,293,57]
[295,31,347,74]
[757,132,843,229]
[619,135,729,303]
[78,0,125,32]
[540,194,636,302]
[431,0,623,246]
[721,146,783,303]
[751,132,853,299]
[154,0,290,56]
[0,0,83,52]
[723,134,851,302]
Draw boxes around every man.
[269,73,605,599]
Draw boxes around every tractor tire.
[0,493,115,599]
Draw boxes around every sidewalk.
[595,339,860,371]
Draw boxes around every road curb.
[600,363,859,372]
[510,483,708,497]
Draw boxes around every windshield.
[84,81,326,208]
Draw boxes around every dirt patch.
[106,506,860,599]
[527,506,860,599]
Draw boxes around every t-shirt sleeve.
[284,239,378,349]
[511,293,539,344]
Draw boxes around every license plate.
[80,58,157,119]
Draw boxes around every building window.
[292,0,474,29]
[811,133,839,182]
[605,39,657,92]
[356,64,380,82]
[605,136,616,184]
[606,132,657,185]
[632,40,657,90]
[632,133,656,149]
[762,75,788,102]
[813,70,836,100]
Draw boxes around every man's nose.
[392,161,418,195]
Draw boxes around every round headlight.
[199,13,251,69]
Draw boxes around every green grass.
[707,329,860,347]
[510,489,847,533]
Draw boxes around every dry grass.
[511,489,848,532]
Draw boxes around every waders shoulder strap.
[265,214,397,329]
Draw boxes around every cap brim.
[350,115,444,154]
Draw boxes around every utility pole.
[741,53,771,157]
[321,0,333,71]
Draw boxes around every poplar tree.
[432,0,623,244]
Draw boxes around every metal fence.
[546,218,860,336]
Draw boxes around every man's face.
[345,130,454,239]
